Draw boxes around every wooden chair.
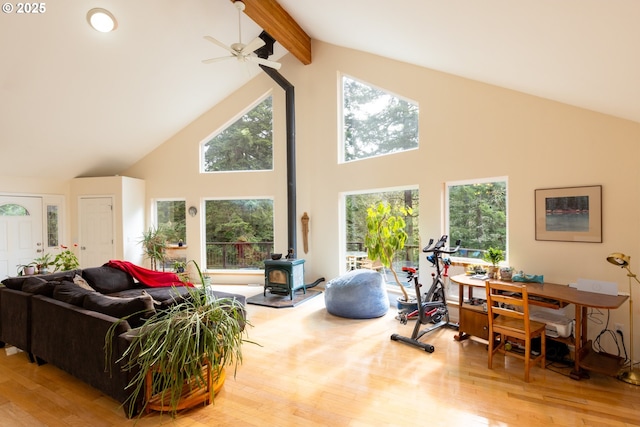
[485,280,546,382]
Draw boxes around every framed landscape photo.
[535,185,602,242]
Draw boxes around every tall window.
[345,188,419,276]
[156,200,186,244]
[446,178,507,261]
[205,199,274,270]
[46,205,59,247]
[342,75,419,162]
[202,95,273,172]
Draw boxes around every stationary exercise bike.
[390,235,461,352]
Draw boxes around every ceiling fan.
[202,1,281,70]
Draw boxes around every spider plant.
[105,260,252,418]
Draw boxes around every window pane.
[47,205,59,247]
[345,188,419,275]
[343,76,418,162]
[156,200,186,244]
[0,203,29,216]
[447,180,507,261]
[202,96,273,172]
[205,199,274,270]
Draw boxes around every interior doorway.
[79,196,115,268]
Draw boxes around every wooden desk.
[450,274,628,380]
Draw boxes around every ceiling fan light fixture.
[234,1,246,12]
[201,1,281,70]
[87,8,118,33]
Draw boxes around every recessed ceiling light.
[87,8,117,33]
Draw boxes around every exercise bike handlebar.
[422,235,461,256]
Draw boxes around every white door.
[0,196,43,277]
[79,197,115,268]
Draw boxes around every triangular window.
[202,95,273,172]
[342,75,418,162]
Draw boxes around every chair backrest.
[485,280,532,333]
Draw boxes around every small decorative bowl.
[270,253,282,260]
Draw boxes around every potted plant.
[139,225,172,271]
[106,260,251,417]
[482,247,504,279]
[53,244,80,272]
[33,253,54,274]
[17,262,37,276]
[364,201,412,304]
[173,260,186,273]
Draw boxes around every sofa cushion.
[82,266,135,294]
[40,270,79,282]
[2,276,26,290]
[108,286,193,308]
[21,276,57,297]
[82,292,156,328]
[52,282,94,306]
[1,270,78,291]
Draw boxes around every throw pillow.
[2,276,26,290]
[73,274,95,291]
[38,271,78,282]
[21,276,57,296]
[81,266,135,293]
[52,282,95,306]
[82,292,156,328]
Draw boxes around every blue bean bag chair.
[324,269,389,319]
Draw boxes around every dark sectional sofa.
[0,264,245,415]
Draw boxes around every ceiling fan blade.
[241,37,266,55]
[248,56,282,70]
[203,36,237,55]
[202,56,234,64]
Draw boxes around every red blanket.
[107,260,193,287]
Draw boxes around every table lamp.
[606,252,640,385]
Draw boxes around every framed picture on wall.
[535,185,602,242]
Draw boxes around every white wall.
[125,41,640,355]
[121,177,146,264]
[69,176,145,264]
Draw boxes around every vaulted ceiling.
[2,0,639,181]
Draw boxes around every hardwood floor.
[1,284,639,426]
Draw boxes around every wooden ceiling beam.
[233,0,312,65]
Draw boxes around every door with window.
[0,196,43,277]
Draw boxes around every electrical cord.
[545,359,575,378]
[591,309,627,360]
[586,307,604,325]
[616,329,630,368]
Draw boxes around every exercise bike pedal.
[396,312,409,325]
